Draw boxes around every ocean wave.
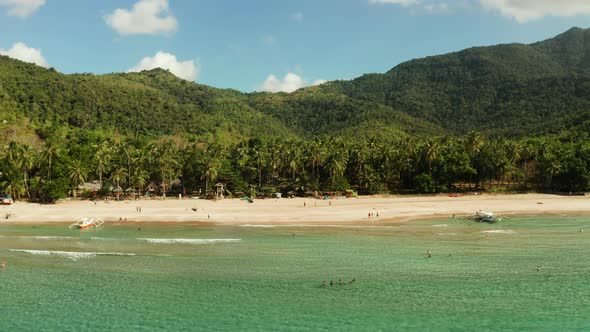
[9,249,135,260]
[0,235,76,240]
[481,230,516,234]
[138,238,241,245]
[240,224,398,229]
[89,237,122,242]
[432,224,448,227]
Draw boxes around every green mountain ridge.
[1,27,589,141]
[317,27,590,136]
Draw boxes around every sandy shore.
[0,193,589,225]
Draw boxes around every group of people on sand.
[368,211,379,219]
[136,206,142,212]
[322,278,356,287]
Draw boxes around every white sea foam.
[433,224,448,227]
[0,235,76,240]
[138,238,241,245]
[240,224,398,229]
[89,237,122,242]
[32,236,77,240]
[240,224,277,228]
[9,249,135,260]
[481,230,516,234]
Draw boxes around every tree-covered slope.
[0,58,296,140]
[318,27,590,136]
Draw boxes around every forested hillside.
[318,27,590,136]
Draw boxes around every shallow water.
[0,216,589,331]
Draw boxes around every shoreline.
[0,193,589,226]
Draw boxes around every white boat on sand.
[69,217,104,230]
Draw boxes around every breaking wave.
[9,249,136,260]
[240,224,398,229]
[138,238,241,245]
[481,230,516,234]
[0,235,76,240]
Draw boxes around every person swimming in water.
[338,279,343,285]
[321,281,326,287]
[349,278,356,284]
[537,265,541,271]
[426,250,432,258]
[330,280,334,286]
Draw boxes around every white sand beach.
[1,193,589,225]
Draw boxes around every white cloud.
[0,0,44,18]
[259,73,327,93]
[290,11,303,21]
[369,0,420,6]
[260,73,304,93]
[480,0,590,22]
[128,51,198,81]
[0,42,48,67]
[105,0,178,36]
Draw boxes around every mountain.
[316,27,590,137]
[1,27,589,142]
[0,55,439,142]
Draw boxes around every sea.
[0,216,588,331]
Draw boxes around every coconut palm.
[42,140,60,182]
[94,141,111,187]
[68,159,88,198]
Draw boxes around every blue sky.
[1,0,589,92]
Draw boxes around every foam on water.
[240,224,398,229]
[9,249,136,260]
[0,235,76,240]
[481,230,516,234]
[138,238,241,245]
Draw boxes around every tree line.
[1,130,588,202]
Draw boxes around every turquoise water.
[0,216,589,331]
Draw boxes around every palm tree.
[0,167,25,199]
[423,138,439,175]
[465,131,484,188]
[131,169,149,198]
[68,159,88,198]
[111,167,128,200]
[308,138,325,184]
[19,144,35,198]
[94,141,111,188]
[42,140,60,182]
[325,146,349,190]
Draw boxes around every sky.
[1,0,590,92]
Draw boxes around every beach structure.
[1,195,13,205]
[215,183,225,199]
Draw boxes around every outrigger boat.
[468,210,504,223]
[69,217,104,230]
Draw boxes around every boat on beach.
[469,210,503,223]
[69,217,104,230]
